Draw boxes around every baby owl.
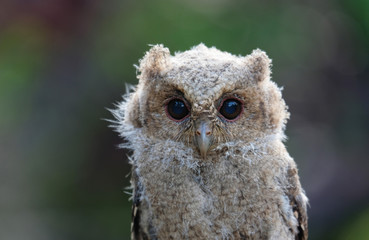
[114,44,308,239]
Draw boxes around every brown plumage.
[114,44,308,239]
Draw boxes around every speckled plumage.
[114,44,308,240]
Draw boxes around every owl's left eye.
[218,98,243,121]
[166,98,190,121]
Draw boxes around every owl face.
[127,44,289,159]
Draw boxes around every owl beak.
[195,119,213,159]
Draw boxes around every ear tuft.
[138,44,171,81]
[245,49,272,82]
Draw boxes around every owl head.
[123,44,289,159]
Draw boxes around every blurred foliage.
[337,207,369,240]
[323,206,369,240]
[0,0,368,239]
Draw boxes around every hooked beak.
[194,118,213,159]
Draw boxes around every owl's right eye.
[166,98,190,121]
[218,98,243,121]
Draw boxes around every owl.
[114,44,308,240]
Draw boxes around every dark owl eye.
[166,98,190,121]
[219,98,243,120]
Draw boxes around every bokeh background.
[1,0,368,239]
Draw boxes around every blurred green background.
[0,0,368,239]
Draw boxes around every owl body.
[115,44,308,239]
